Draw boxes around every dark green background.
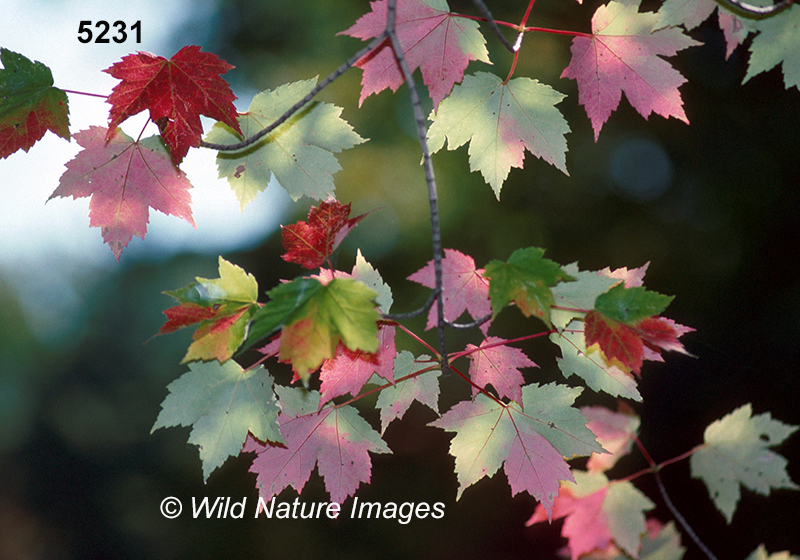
[2,0,799,558]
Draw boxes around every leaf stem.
[448,330,554,361]
[449,362,506,406]
[61,88,108,99]
[385,0,449,375]
[526,26,592,38]
[332,361,441,409]
[393,321,441,359]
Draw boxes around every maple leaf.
[103,45,241,163]
[157,257,260,363]
[48,126,194,260]
[339,0,490,109]
[281,198,369,269]
[205,79,365,206]
[561,0,701,141]
[0,48,70,159]
[464,336,537,405]
[407,248,491,334]
[151,360,282,481]
[655,0,718,31]
[690,403,799,523]
[430,383,602,516]
[747,544,800,560]
[375,351,441,434]
[526,471,654,560]
[244,385,390,504]
[584,283,692,375]
[319,324,396,407]
[484,247,575,327]
[743,5,800,90]
[427,72,570,197]
[581,403,640,472]
[550,263,619,331]
[552,321,642,401]
[251,277,380,383]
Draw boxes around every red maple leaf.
[103,45,242,163]
[340,0,490,109]
[465,336,537,404]
[561,0,700,140]
[584,312,693,375]
[407,248,491,334]
[49,126,194,260]
[281,198,368,269]
[159,303,221,334]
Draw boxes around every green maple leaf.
[0,48,70,159]
[160,257,260,363]
[205,78,365,208]
[691,403,799,523]
[594,283,674,324]
[151,360,282,481]
[427,72,570,198]
[261,277,380,382]
[430,383,602,513]
[484,247,574,327]
[743,5,800,90]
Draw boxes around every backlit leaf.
[151,360,282,481]
[428,72,570,197]
[48,126,194,260]
[0,48,70,158]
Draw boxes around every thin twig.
[654,471,720,560]
[470,0,517,52]
[200,34,387,152]
[385,0,449,374]
[713,0,794,19]
[382,290,437,321]
[445,314,492,329]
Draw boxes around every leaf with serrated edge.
[376,351,441,434]
[691,403,799,523]
[0,48,70,158]
[465,336,537,404]
[244,385,390,504]
[553,321,642,400]
[206,78,365,206]
[152,360,282,481]
[428,72,570,198]
[743,5,800,90]
[550,263,618,332]
[526,471,654,559]
[430,383,601,516]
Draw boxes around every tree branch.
[470,0,517,52]
[200,34,387,151]
[385,0,449,374]
[713,0,794,19]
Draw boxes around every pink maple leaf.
[49,126,194,260]
[561,0,701,140]
[465,336,537,404]
[339,0,490,109]
[319,324,397,408]
[244,386,390,504]
[407,248,491,334]
[581,403,640,472]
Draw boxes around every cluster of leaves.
[3,0,800,558]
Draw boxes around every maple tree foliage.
[4,0,800,557]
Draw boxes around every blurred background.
[1,0,799,558]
